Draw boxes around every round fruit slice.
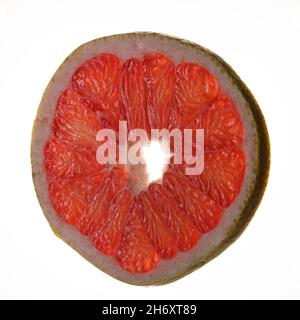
[31,32,270,285]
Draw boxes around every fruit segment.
[52,88,101,153]
[44,137,101,180]
[143,53,175,129]
[163,172,222,233]
[139,191,177,259]
[170,63,219,128]
[77,167,128,236]
[190,147,245,207]
[149,184,201,252]
[116,199,159,273]
[172,146,245,208]
[200,93,244,150]
[120,58,150,135]
[72,54,121,112]
[93,189,132,256]
[49,172,106,225]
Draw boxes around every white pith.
[31,33,259,285]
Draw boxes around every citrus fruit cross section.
[44,52,245,273]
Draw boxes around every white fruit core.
[142,140,170,184]
[126,140,170,194]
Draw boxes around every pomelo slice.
[31,32,270,285]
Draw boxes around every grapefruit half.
[31,32,270,285]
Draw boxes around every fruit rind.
[31,32,270,286]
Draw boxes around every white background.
[0,0,299,299]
